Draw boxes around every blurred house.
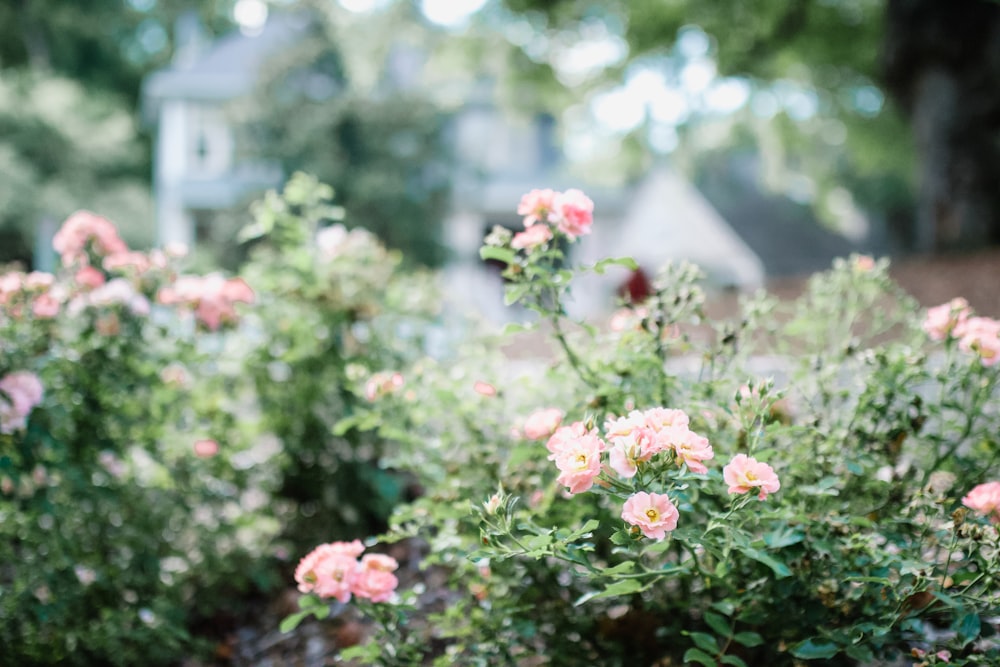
[141,11,869,320]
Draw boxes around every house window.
[187,105,233,179]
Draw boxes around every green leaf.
[603,561,636,575]
[703,610,731,638]
[844,645,874,662]
[590,256,639,274]
[687,631,720,654]
[763,526,805,549]
[732,631,764,647]
[790,639,840,660]
[502,321,535,336]
[503,283,532,306]
[682,648,717,667]
[721,655,749,667]
[610,529,632,545]
[280,609,313,633]
[741,547,792,578]
[480,246,517,264]
[954,613,981,647]
[574,578,645,606]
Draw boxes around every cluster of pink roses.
[0,271,62,320]
[52,210,129,267]
[511,188,595,250]
[157,274,255,332]
[0,371,44,434]
[962,481,1000,524]
[923,298,1000,366]
[536,406,780,540]
[364,371,405,402]
[294,540,399,604]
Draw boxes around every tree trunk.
[882,0,1000,252]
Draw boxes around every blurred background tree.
[0,0,236,265]
[497,0,1000,252]
[235,4,453,267]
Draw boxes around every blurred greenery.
[497,0,1000,250]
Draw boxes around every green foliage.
[312,197,1000,664]
[0,221,279,663]
[239,17,452,267]
[238,173,440,550]
[0,71,153,264]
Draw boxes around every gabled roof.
[142,13,309,118]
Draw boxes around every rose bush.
[0,210,285,665]
[287,187,999,666]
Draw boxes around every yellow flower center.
[745,471,758,481]
[645,508,659,521]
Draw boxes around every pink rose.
[923,298,971,341]
[545,421,591,457]
[962,481,1000,523]
[193,439,219,458]
[473,381,497,397]
[31,294,60,319]
[294,540,365,602]
[364,372,404,401]
[523,408,563,441]
[621,491,679,540]
[723,454,780,500]
[53,210,128,265]
[672,430,714,474]
[552,189,594,239]
[550,429,605,494]
[511,224,553,251]
[75,266,106,289]
[352,554,399,602]
[956,316,1000,366]
[0,371,44,434]
[516,188,558,227]
[607,430,658,478]
[853,255,875,272]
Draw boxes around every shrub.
[0,212,277,665]
[289,189,1000,666]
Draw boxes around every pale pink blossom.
[31,294,60,319]
[550,429,605,494]
[511,224,553,251]
[956,316,1000,366]
[672,430,714,474]
[193,439,219,458]
[364,372,404,401]
[609,306,648,332]
[621,491,679,540]
[853,255,875,272]
[473,381,497,397]
[158,274,255,330]
[923,298,971,341]
[608,430,657,478]
[552,189,594,239]
[962,481,1000,523]
[523,408,563,440]
[352,554,399,602]
[103,251,151,275]
[53,211,128,265]
[723,454,780,500]
[516,189,557,227]
[74,266,106,289]
[24,272,54,291]
[164,242,188,258]
[0,371,44,434]
[545,421,591,458]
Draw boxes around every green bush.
[288,189,999,666]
